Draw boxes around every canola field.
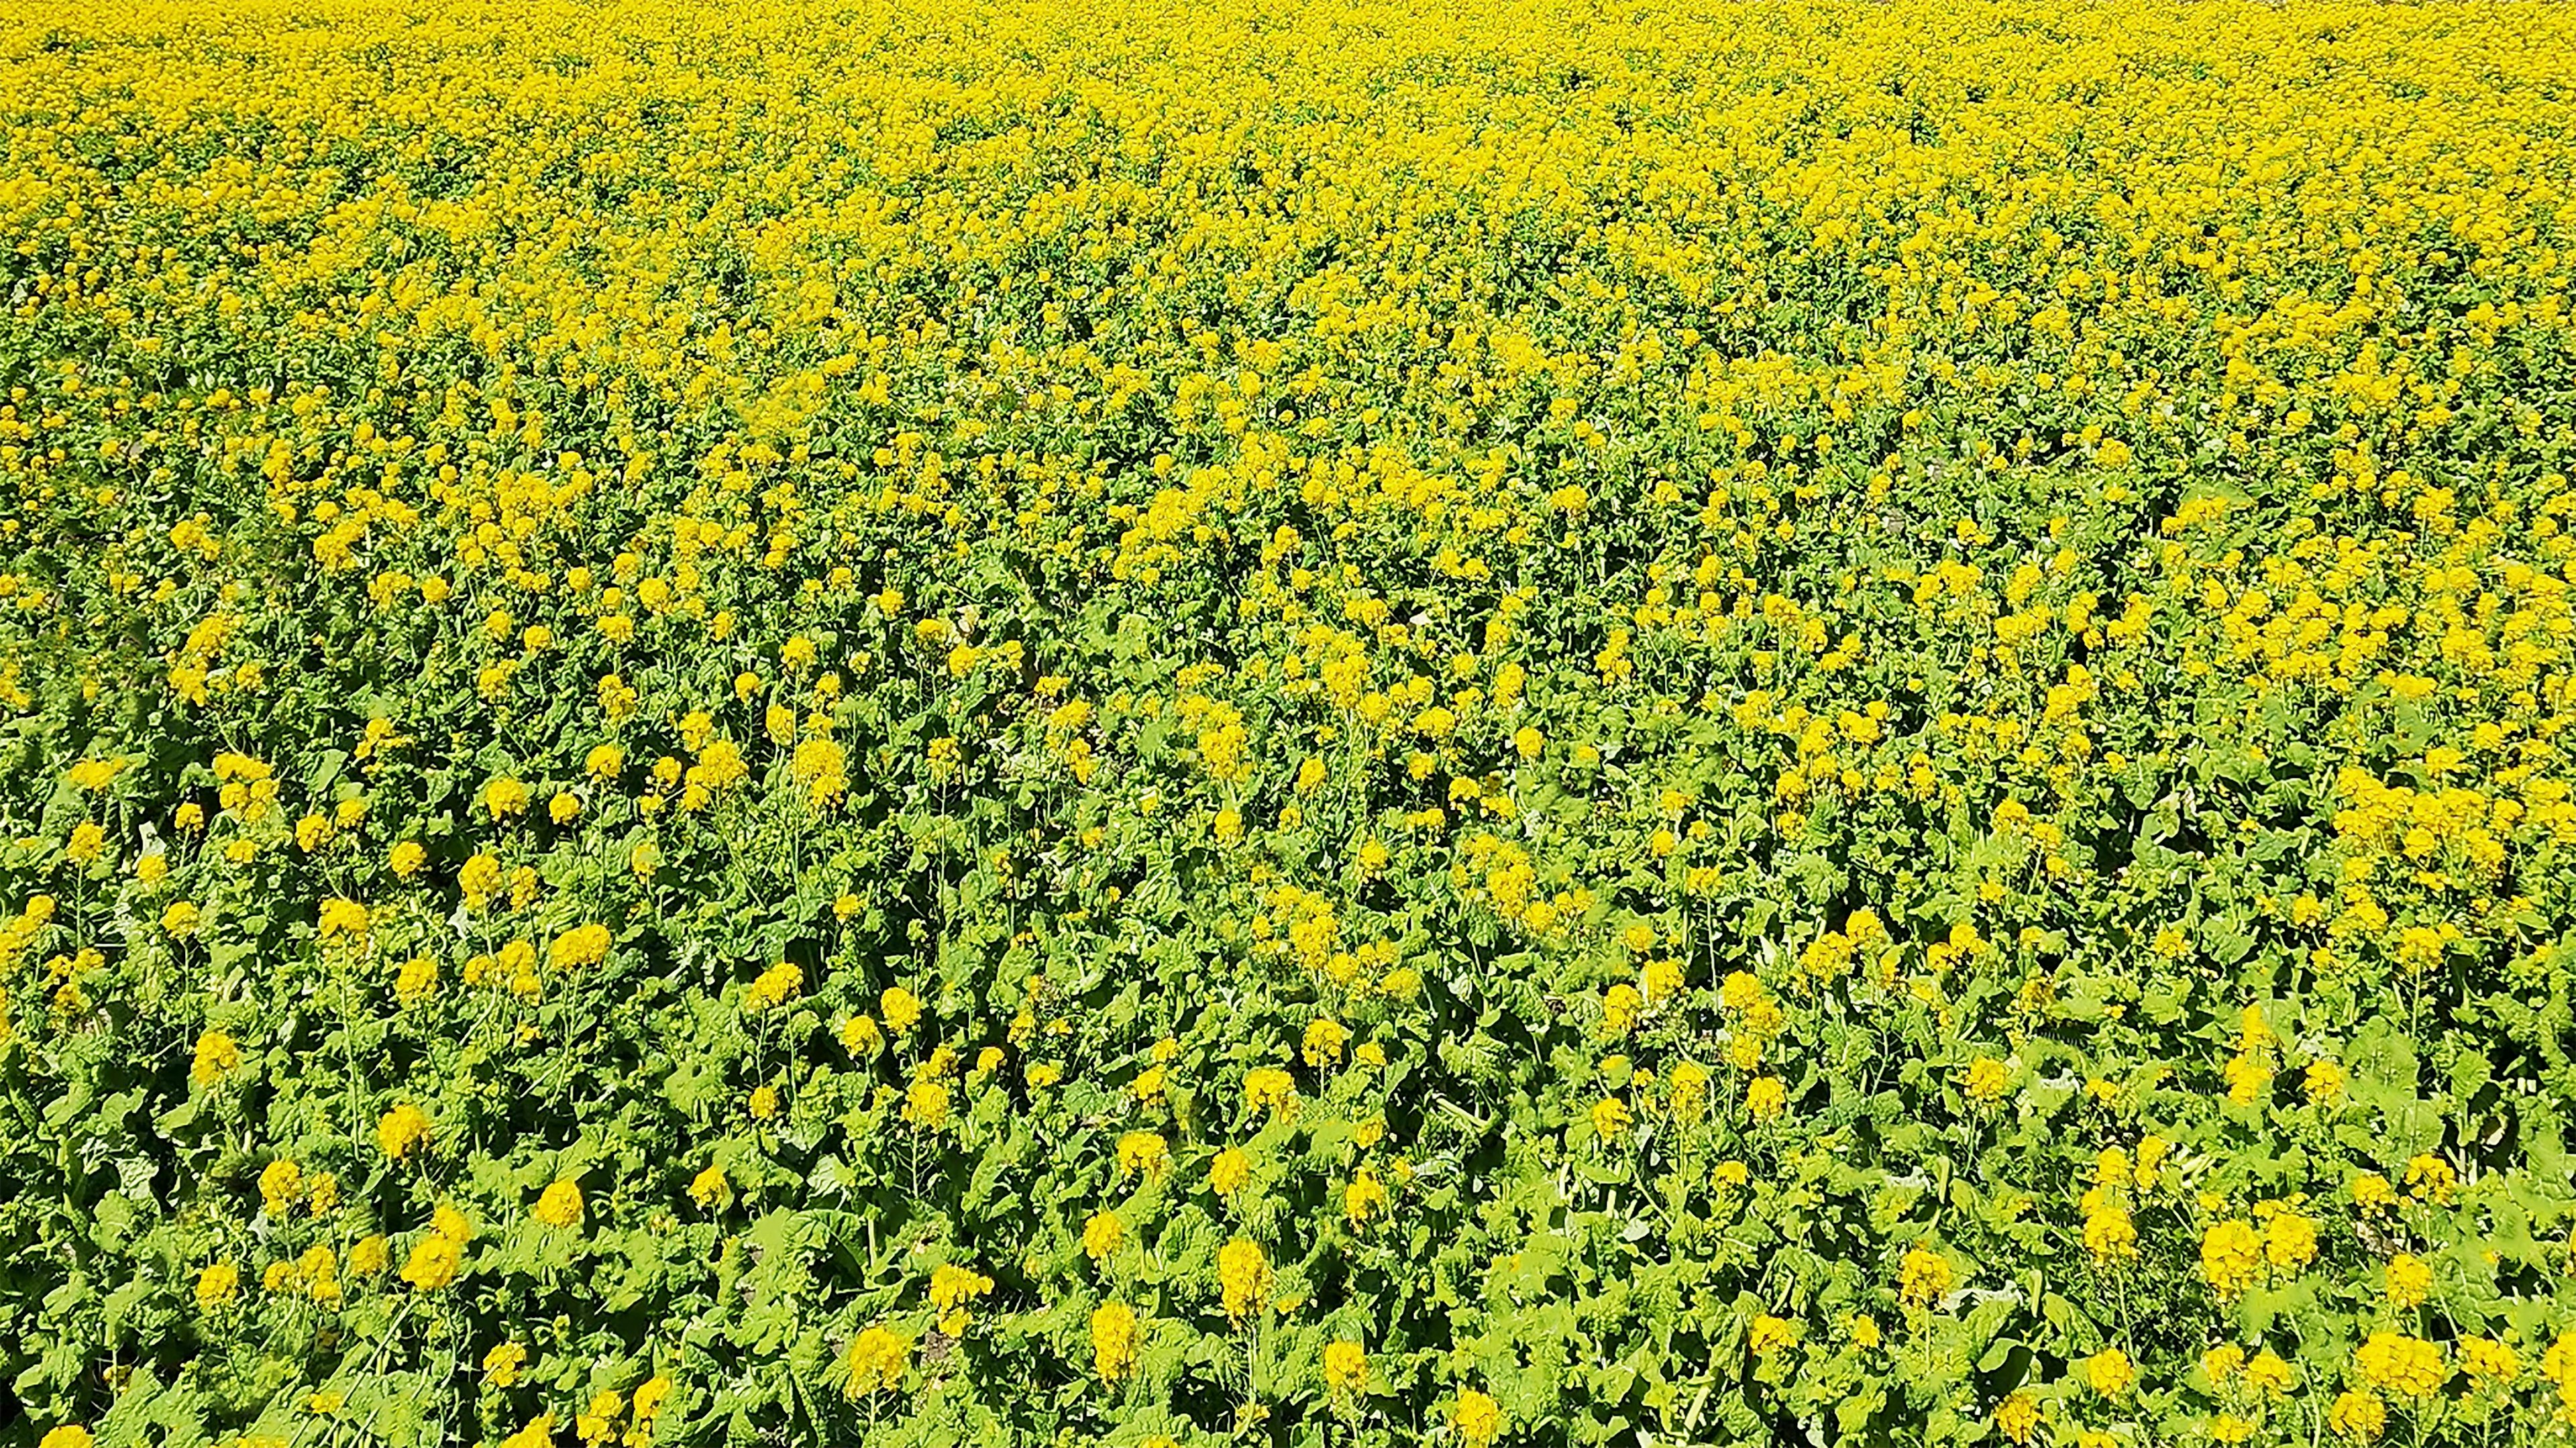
[6,0,2576,1444]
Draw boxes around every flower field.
[6,0,2576,1443]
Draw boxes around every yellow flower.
[880,986,923,1033]
[378,1103,433,1160]
[902,1080,948,1128]
[1591,1097,1632,1140]
[792,736,848,806]
[745,961,802,1011]
[2384,1253,2432,1311]
[316,898,370,943]
[1217,1238,1271,1321]
[2458,1336,2519,1385]
[841,1015,883,1056]
[2085,1347,2134,1398]
[576,1389,623,1444]
[1244,1066,1297,1115]
[1745,1076,1787,1121]
[258,1158,303,1215]
[482,776,530,820]
[1994,1390,2039,1446]
[1343,1167,1389,1229]
[402,1231,462,1291]
[2083,1205,2138,1262]
[1210,1147,1252,1197]
[1962,1056,2010,1103]
[1748,1314,1799,1356]
[2265,1210,2317,1269]
[297,1247,341,1307]
[549,923,612,970]
[1601,983,1643,1035]
[2222,1050,2270,1105]
[40,1428,95,1448]
[195,1261,240,1309]
[482,1342,527,1388]
[2327,1389,2385,1441]
[460,852,503,904]
[929,1262,994,1335]
[2245,1350,2295,1396]
[1091,1301,1139,1383]
[1667,1061,1711,1121]
[1640,957,1684,1005]
[847,1324,908,1394]
[2200,1219,2263,1296]
[1116,1131,1171,1180]
[2353,1331,2445,1398]
[191,1029,240,1085]
[533,1179,584,1229]
[1083,1210,1124,1262]
[2543,1329,2576,1390]
[394,955,439,1001]
[1293,756,1328,794]
[1453,1388,1503,1447]
[1897,1245,1952,1308]
[2133,1135,2169,1187]
[689,1164,729,1209]
[2403,1154,2457,1205]
[1323,1339,1368,1396]
[1303,1016,1349,1066]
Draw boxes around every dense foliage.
[7,0,2576,1445]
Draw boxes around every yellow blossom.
[1090,1302,1139,1383]
[533,1179,584,1228]
[847,1325,908,1394]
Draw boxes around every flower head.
[1218,1238,1271,1321]
[930,1262,994,1335]
[378,1103,433,1160]
[847,1325,908,1394]
[534,1179,584,1228]
[195,1261,240,1309]
[1091,1302,1139,1383]
[1897,1245,1952,1308]
[1454,1389,1502,1447]
[2086,1347,2135,1399]
[1323,1340,1368,1396]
